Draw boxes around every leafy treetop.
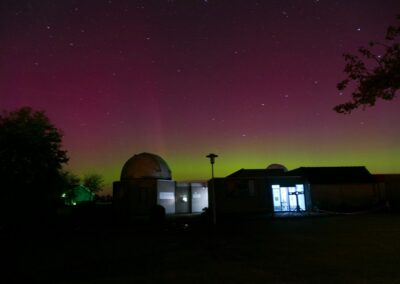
[335,15,400,114]
[0,107,68,183]
[0,107,69,223]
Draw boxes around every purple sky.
[1,0,400,194]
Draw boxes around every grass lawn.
[3,212,400,283]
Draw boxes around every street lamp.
[206,153,218,225]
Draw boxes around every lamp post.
[206,153,218,225]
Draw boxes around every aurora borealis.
[1,1,400,195]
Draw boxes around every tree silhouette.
[335,15,400,114]
[61,171,81,187]
[0,107,68,224]
[83,173,104,194]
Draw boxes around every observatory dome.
[266,163,288,172]
[120,152,172,180]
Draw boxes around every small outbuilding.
[62,184,94,206]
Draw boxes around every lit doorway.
[272,184,306,212]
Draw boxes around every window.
[159,192,174,200]
[271,184,306,212]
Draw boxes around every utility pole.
[206,153,218,225]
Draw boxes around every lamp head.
[206,153,218,164]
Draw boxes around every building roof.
[287,166,374,184]
[227,168,286,178]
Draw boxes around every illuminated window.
[159,192,174,200]
[272,184,281,210]
[272,184,306,212]
[296,184,304,192]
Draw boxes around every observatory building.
[113,153,208,217]
[114,153,384,218]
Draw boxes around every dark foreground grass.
[3,213,400,283]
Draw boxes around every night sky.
[1,0,400,194]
